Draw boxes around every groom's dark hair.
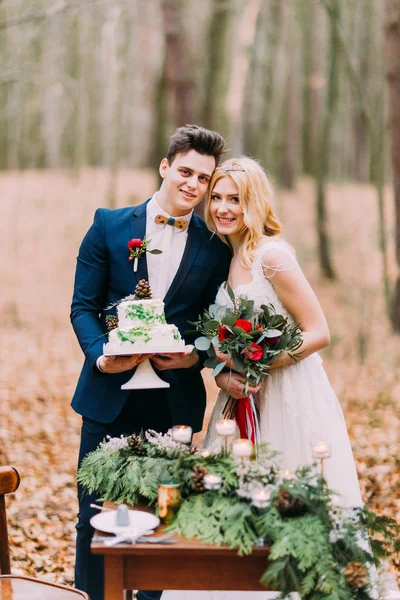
[166,124,225,166]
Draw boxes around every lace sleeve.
[261,242,299,279]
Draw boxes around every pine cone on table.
[126,434,147,456]
[134,279,152,299]
[276,488,306,517]
[192,465,208,492]
[105,315,118,331]
[343,562,368,590]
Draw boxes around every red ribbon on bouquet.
[234,394,260,444]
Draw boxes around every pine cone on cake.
[105,315,118,331]
[126,434,147,456]
[134,279,152,299]
[343,562,368,590]
[276,488,306,517]
[192,465,208,492]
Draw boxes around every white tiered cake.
[104,298,185,356]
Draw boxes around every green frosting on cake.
[117,328,152,344]
[125,304,166,325]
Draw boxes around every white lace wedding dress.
[161,240,365,600]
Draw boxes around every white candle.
[215,419,237,436]
[251,488,271,508]
[283,470,296,481]
[203,474,222,490]
[232,439,253,458]
[312,441,331,459]
[171,425,193,444]
[201,450,211,458]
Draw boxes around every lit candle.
[283,470,296,481]
[251,488,271,509]
[201,450,211,458]
[312,441,331,459]
[171,425,193,444]
[215,419,237,436]
[203,474,222,491]
[232,439,253,458]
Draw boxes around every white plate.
[90,510,160,535]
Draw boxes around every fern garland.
[78,431,399,600]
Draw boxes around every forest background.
[1,0,400,586]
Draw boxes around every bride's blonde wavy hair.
[205,156,281,268]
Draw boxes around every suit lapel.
[129,200,149,286]
[164,216,203,309]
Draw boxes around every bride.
[161,157,365,600]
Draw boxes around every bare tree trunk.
[74,10,89,174]
[100,6,123,208]
[280,2,300,189]
[315,1,339,280]
[202,0,233,135]
[385,0,400,330]
[225,0,262,155]
[162,0,196,128]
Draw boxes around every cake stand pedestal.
[121,358,170,390]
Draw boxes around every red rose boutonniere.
[128,237,162,272]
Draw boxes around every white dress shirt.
[145,193,193,300]
[97,194,193,369]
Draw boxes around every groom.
[70,125,231,600]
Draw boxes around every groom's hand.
[214,348,236,370]
[215,372,261,400]
[150,345,199,371]
[98,354,146,373]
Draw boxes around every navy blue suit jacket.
[70,200,231,431]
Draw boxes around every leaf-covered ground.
[1,170,399,586]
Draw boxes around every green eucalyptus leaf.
[233,357,245,372]
[207,304,219,318]
[221,315,237,327]
[260,304,270,318]
[204,320,220,331]
[212,361,227,377]
[226,282,235,301]
[204,357,219,369]
[212,336,221,349]
[195,336,211,351]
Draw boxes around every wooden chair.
[0,465,89,599]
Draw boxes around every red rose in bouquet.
[243,342,263,361]
[128,238,143,250]
[233,319,252,332]
[264,336,281,347]
[218,325,232,341]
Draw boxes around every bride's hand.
[215,372,261,400]
[214,348,235,370]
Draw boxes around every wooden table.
[91,506,270,600]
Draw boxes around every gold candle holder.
[157,482,181,524]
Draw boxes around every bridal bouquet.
[190,284,302,442]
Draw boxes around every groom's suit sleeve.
[70,208,109,372]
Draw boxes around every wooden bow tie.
[155,214,188,230]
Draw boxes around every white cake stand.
[121,357,170,390]
[103,349,185,390]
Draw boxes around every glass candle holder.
[203,473,222,491]
[215,419,236,454]
[171,425,193,444]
